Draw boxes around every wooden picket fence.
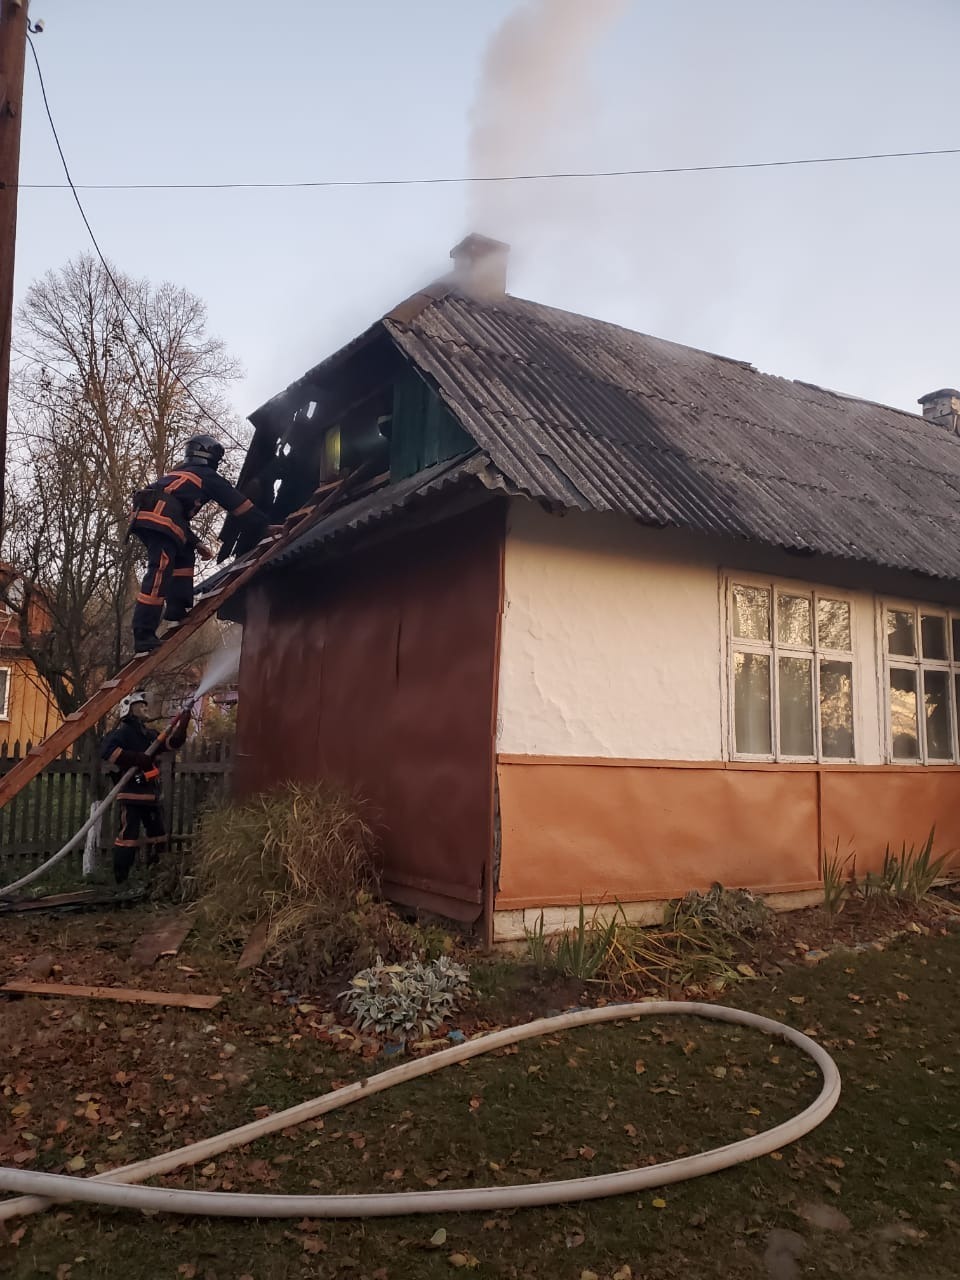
[0,737,232,884]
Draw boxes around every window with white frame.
[883,603,960,762]
[727,581,856,761]
[0,668,9,720]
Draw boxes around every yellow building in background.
[0,580,63,752]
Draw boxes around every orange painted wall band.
[495,757,960,909]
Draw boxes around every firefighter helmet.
[183,433,225,470]
[119,690,149,718]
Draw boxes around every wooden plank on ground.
[129,915,193,969]
[236,919,269,972]
[0,981,221,1009]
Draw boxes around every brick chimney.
[918,388,960,434]
[449,233,510,299]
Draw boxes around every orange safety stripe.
[231,497,254,516]
[150,549,171,599]
[135,510,186,541]
[164,470,204,492]
[108,747,124,764]
[144,835,167,844]
[136,592,165,606]
[114,839,140,848]
[172,567,194,578]
[118,793,159,803]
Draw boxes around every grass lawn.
[0,909,958,1279]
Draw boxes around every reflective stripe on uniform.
[164,470,204,492]
[135,508,186,542]
[231,497,254,516]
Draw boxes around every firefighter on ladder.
[128,434,273,655]
[100,691,190,885]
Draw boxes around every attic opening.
[224,340,474,561]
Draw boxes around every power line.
[24,34,248,454]
[16,145,960,191]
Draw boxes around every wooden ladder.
[0,472,358,810]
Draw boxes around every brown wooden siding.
[234,505,505,921]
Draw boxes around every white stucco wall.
[497,501,892,762]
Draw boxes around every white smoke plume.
[468,0,629,237]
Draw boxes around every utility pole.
[0,0,29,533]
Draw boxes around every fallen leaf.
[448,1252,479,1268]
[788,996,806,1005]
[652,1197,667,1209]
[429,1228,447,1247]
[612,1268,633,1280]
[580,1272,600,1280]
[301,1237,326,1254]
[65,1155,86,1173]
[579,1146,596,1161]
[469,1096,482,1112]
[566,1229,585,1248]
[634,1059,646,1074]
[796,1201,852,1232]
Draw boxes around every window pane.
[924,670,952,759]
[953,618,960,663]
[732,585,770,641]
[778,657,814,756]
[921,614,948,661]
[777,594,812,647]
[0,669,7,717]
[887,610,916,657]
[734,652,772,754]
[890,668,919,759]
[820,660,855,758]
[817,599,851,650]
[956,674,960,754]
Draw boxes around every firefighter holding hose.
[100,692,190,885]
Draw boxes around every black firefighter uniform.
[100,711,187,883]
[129,462,269,650]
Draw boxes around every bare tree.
[2,254,245,717]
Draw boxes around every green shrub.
[339,955,471,1040]
[822,839,857,915]
[665,883,771,937]
[863,827,952,904]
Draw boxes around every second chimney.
[918,388,960,434]
[449,233,510,300]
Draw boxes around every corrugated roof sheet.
[382,292,960,580]
[265,454,506,571]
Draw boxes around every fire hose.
[0,1002,840,1220]
[0,708,191,900]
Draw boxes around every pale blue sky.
[17,0,960,425]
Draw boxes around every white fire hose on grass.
[0,1001,840,1221]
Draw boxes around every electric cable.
[19,146,960,192]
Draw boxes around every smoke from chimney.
[468,0,628,233]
